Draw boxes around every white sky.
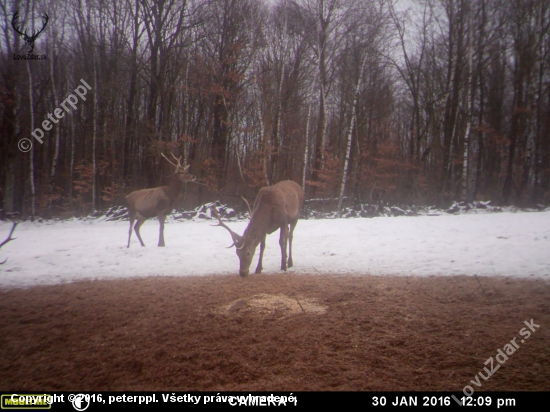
[1,209,549,290]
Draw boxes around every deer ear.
[183,164,190,172]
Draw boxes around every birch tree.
[461,0,473,202]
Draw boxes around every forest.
[1,0,549,219]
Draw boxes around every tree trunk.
[302,104,311,196]
[532,0,545,203]
[338,53,367,213]
[271,66,285,182]
[26,61,36,220]
[49,46,60,215]
[92,65,98,211]
[461,0,473,202]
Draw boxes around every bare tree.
[296,0,351,181]
[461,0,473,202]
[2,0,550,219]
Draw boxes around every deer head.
[12,10,49,54]
[211,207,257,276]
[161,152,196,184]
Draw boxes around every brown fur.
[126,160,195,247]
[213,180,305,277]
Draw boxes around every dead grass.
[0,273,549,391]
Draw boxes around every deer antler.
[210,207,243,248]
[161,152,178,167]
[0,222,17,264]
[241,196,252,218]
[0,222,17,249]
[161,152,181,172]
[170,152,183,166]
[161,152,189,173]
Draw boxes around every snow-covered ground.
[0,210,549,289]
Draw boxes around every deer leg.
[134,216,146,247]
[255,235,266,274]
[158,215,166,247]
[127,213,135,248]
[288,220,297,268]
[279,224,289,271]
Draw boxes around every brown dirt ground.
[0,273,549,391]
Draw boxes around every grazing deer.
[212,180,305,277]
[126,153,196,248]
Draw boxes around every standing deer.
[126,153,196,248]
[212,180,305,277]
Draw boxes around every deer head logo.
[12,10,49,54]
